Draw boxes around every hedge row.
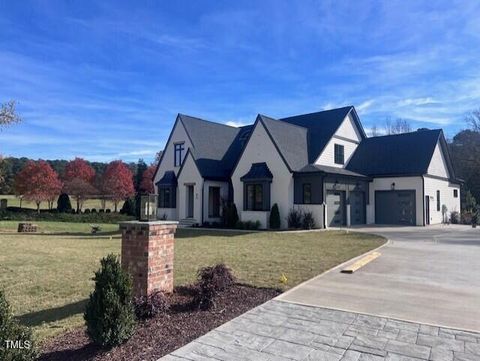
[0,210,135,223]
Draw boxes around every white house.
[153,107,461,229]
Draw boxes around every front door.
[187,185,194,218]
[350,191,366,225]
[425,195,430,225]
[326,190,346,227]
[209,187,220,218]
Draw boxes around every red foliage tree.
[15,160,62,213]
[102,160,135,212]
[140,165,156,194]
[63,158,96,212]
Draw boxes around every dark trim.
[152,115,181,182]
[173,142,185,167]
[293,170,370,181]
[422,175,426,226]
[423,173,461,185]
[230,118,259,178]
[334,144,345,165]
[332,134,360,144]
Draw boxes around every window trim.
[243,182,270,211]
[158,186,176,208]
[174,142,185,167]
[334,144,345,165]
[436,190,441,211]
[453,189,458,198]
[303,183,312,204]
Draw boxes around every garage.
[326,190,346,227]
[375,190,416,225]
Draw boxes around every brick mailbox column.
[119,221,178,298]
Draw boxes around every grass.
[0,194,124,211]
[0,221,385,341]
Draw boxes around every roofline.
[178,113,244,129]
[367,128,442,139]
[175,147,201,181]
[280,105,354,121]
[152,115,182,182]
[293,169,371,180]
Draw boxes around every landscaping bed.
[38,284,280,361]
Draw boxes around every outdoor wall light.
[391,182,396,190]
[140,194,158,222]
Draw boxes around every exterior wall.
[427,142,450,178]
[424,176,460,224]
[368,176,424,226]
[232,121,293,229]
[176,153,203,222]
[293,204,324,229]
[157,207,177,221]
[315,114,361,168]
[294,174,324,205]
[203,180,229,223]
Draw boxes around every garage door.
[375,190,416,225]
[326,191,346,227]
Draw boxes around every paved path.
[278,225,480,332]
[161,300,480,361]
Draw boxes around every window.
[303,183,312,204]
[174,143,184,167]
[453,189,458,198]
[245,183,270,211]
[158,187,176,208]
[436,190,441,211]
[334,144,344,165]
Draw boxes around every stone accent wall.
[120,221,178,297]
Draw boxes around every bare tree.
[384,117,412,135]
[0,100,21,129]
[466,108,480,132]
[369,125,380,137]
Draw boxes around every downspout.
[201,179,205,225]
[421,175,426,226]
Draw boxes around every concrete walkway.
[161,300,480,360]
[278,225,480,332]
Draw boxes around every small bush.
[194,264,235,310]
[99,209,105,213]
[222,203,239,228]
[0,289,37,361]
[134,291,169,320]
[235,220,261,230]
[120,198,135,216]
[91,208,97,213]
[105,209,111,213]
[472,209,478,228]
[269,203,281,229]
[84,208,91,214]
[450,211,460,224]
[461,211,473,225]
[302,211,316,229]
[56,193,72,213]
[0,210,134,223]
[84,254,136,347]
[287,208,303,229]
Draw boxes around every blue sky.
[0,1,479,163]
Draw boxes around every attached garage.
[375,190,416,226]
[326,190,346,227]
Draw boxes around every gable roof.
[346,129,456,179]
[280,106,366,163]
[258,115,309,171]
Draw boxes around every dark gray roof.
[155,171,177,186]
[346,129,445,177]
[259,115,309,171]
[296,164,369,178]
[280,106,364,163]
[240,162,273,181]
[179,114,252,180]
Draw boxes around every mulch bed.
[38,284,280,361]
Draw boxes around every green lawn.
[0,221,385,341]
[0,194,123,211]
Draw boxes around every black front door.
[425,195,430,225]
[209,187,220,217]
[187,185,194,218]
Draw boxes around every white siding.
[424,176,460,224]
[315,114,361,168]
[427,142,450,178]
[368,177,424,226]
[176,153,203,223]
[231,121,293,229]
[203,180,229,223]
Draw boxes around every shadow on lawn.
[17,299,88,327]
[175,228,258,239]
[0,230,121,237]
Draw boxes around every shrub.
[0,289,37,361]
[84,208,91,214]
[91,208,97,213]
[99,209,105,213]
[269,203,281,229]
[287,208,303,229]
[302,211,316,229]
[461,211,473,225]
[56,193,72,213]
[222,203,239,228]
[0,210,134,223]
[472,208,478,228]
[84,254,136,347]
[120,198,135,216]
[235,220,260,230]
[194,264,235,310]
[105,209,111,213]
[450,211,460,224]
[134,291,169,320]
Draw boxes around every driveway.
[278,224,480,332]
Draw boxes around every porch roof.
[240,162,273,182]
[155,171,177,187]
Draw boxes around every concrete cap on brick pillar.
[119,220,179,297]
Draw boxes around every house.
[153,106,461,228]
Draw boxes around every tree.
[369,125,381,137]
[0,100,21,130]
[269,203,281,229]
[57,193,73,213]
[466,108,480,132]
[63,158,97,212]
[14,161,62,213]
[140,165,156,194]
[384,117,412,135]
[134,159,147,193]
[102,160,135,212]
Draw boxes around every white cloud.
[357,99,375,114]
[397,97,438,107]
[224,120,250,127]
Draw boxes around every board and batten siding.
[231,121,293,229]
[427,142,450,178]
[368,176,424,226]
[176,152,203,222]
[423,176,460,224]
[315,113,362,168]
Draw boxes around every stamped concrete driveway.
[278,224,480,332]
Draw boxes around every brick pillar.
[119,221,178,298]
